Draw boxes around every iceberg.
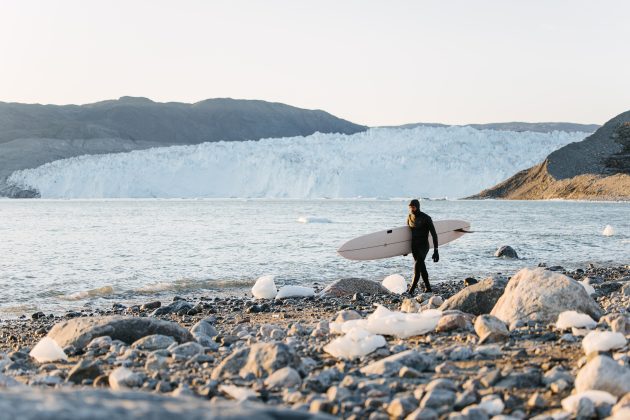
[582,331,627,354]
[555,311,597,330]
[251,275,277,299]
[275,285,315,299]
[7,126,587,199]
[324,328,386,359]
[382,274,407,294]
[331,305,441,339]
[29,337,68,363]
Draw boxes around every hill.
[0,97,367,197]
[469,110,630,200]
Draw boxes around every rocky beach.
[0,263,628,419]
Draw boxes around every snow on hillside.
[7,126,588,199]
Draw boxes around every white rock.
[575,355,630,397]
[382,274,407,295]
[490,267,602,325]
[478,394,504,415]
[251,275,277,299]
[219,384,256,401]
[556,311,597,330]
[29,337,68,363]
[580,280,596,296]
[323,328,386,359]
[561,390,617,413]
[582,331,627,355]
[264,367,302,388]
[602,225,615,236]
[275,285,315,299]
[109,367,142,390]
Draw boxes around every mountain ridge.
[0,97,367,197]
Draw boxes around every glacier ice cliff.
[7,126,588,199]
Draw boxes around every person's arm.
[429,218,439,262]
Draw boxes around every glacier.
[7,126,588,199]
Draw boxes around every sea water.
[0,199,628,317]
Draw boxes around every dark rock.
[47,316,194,350]
[140,301,161,311]
[66,360,102,384]
[494,246,518,259]
[439,276,508,315]
[464,278,478,287]
[319,278,391,298]
[361,350,433,377]
[150,301,193,316]
[31,312,46,320]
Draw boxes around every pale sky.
[1,0,629,126]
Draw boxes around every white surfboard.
[337,220,471,261]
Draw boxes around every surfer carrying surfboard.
[407,199,439,294]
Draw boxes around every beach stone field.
[0,264,629,420]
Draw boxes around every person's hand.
[432,250,439,263]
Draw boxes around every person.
[406,199,439,294]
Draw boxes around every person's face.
[408,205,417,214]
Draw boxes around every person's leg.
[418,248,431,292]
[409,247,421,294]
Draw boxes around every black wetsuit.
[407,211,439,293]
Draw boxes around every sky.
[1,0,629,126]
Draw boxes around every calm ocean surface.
[0,199,628,317]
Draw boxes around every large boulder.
[319,278,391,298]
[490,268,602,325]
[439,275,508,315]
[0,388,332,419]
[211,342,301,379]
[47,316,193,350]
[575,355,630,397]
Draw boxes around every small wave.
[60,285,115,301]
[134,277,254,294]
[297,216,332,224]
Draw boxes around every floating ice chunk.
[561,390,617,413]
[324,327,386,359]
[582,330,627,354]
[29,337,68,363]
[275,285,315,299]
[556,311,597,330]
[364,305,442,338]
[382,274,407,294]
[251,275,277,299]
[602,225,615,236]
[219,384,256,401]
[297,216,332,223]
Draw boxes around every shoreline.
[0,264,628,418]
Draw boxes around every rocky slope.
[0,97,367,197]
[470,111,630,200]
[0,264,628,419]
